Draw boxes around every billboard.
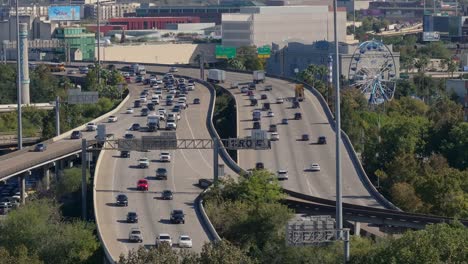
[423,31,440,42]
[48,6,80,21]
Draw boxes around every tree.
[414,56,429,73]
[118,244,180,264]
[440,122,468,169]
[199,241,254,264]
[227,58,246,71]
[0,245,43,264]
[390,182,424,212]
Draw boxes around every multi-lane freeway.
[95,76,233,260]
[119,65,385,209]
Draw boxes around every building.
[83,2,140,20]
[445,79,468,121]
[53,26,95,61]
[0,15,34,42]
[221,6,346,48]
[135,6,243,24]
[365,1,459,21]
[107,17,200,30]
[266,40,400,82]
[86,24,127,35]
[423,14,468,41]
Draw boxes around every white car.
[151,98,160,105]
[267,111,274,117]
[178,96,187,102]
[108,115,118,122]
[129,227,143,243]
[276,98,284,104]
[138,158,149,168]
[158,108,167,115]
[277,170,289,180]
[169,67,178,72]
[152,94,160,99]
[167,113,181,121]
[139,96,147,103]
[169,90,177,95]
[178,235,192,248]
[310,163,321,171]
[176,102,186,109]
[241,87,249,93]
[156,233,172,247]
[270,132,279,141]
[187,84,194,91]
[86,122,98,131]
[160,152,171,162]
[166,122,177,130]
[126,108,134,114]
[156,79,163,84]
[249,94,256,100]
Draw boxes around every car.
[161,190,173,200]
[255,162,264,170]
[301,134,310,141]
[187,84,194,91]
[241,87,249,93]
[67,69,77,74]
[79,66,89,74]
[128,227,143,243]
[134,100,141,108]
[294,112,302,120]
[247,90,254,96]
[166,122,177,130]
[269,124,277,132]
[248,83,256,90]
[276,98,284,104]
[156,168,168,180]
[137,179,149,191]
[167,113,180,121]
[170,209,185,224]
[160,152,171,162]
[281,118,289,125]
[292,100,300,108]
[34,143,47,152]
[261,94,268,100]
[147,103,155,111]
[151,98,160,105]
[135,76,143,83]
[264,85,273,91]
[156,233,172,247]
[250,99,258,106]
[277,170,289,180]
[310,163,321,171]
[139,96,147,103]
[86,122,98,131]
[270,132,279,141]
[318,136,327,144]
[158,108,167,115]
[169,67,178,72]
[116,194,128,206]
[124,133,134,139]
[70,130,82,139]
[249,94,256,100]
[253,121,261,130]
[178,235,193,248]
[0,201,12,208]
[138,158,149,168]
[267,111,274,117]
[262,102,271,111]
[198,178,213,189]
[125,108,134,114]
[166,100,173,106]
[131,123,141,131]
[108,115,118,122]
[127,212,138,223]
[120,150,130,158]
[141,108,149,116]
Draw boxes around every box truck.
[147,114,160,132]
[253,70,265,84]
[207,69,226,83]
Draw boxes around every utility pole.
[15,0,22,150]
[55,96,60,136]
[81,139,87,220]
[199,52,205,80]
[332,0,348,262]
[97,0,101,84]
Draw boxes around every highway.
[94,74,232,260]
[125,65,384,208]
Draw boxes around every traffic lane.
[96,80,217,259]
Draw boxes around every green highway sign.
[216,45,236,59]
[257,46,271,58]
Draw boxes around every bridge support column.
[353,221,361,236]
[81,139,87,220]
[43,165,51,190]
[213,138,219,184]
[19,173,26,205]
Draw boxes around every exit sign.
[215,45,236,59]
[257,46,271,58]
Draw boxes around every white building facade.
[222,6,347,48]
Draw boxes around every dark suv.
[116,194,128,206]
[156,168,168,180]
[255,162,264,170]
[162,190,173,200]
[70,130,82,139]
[170,209,185,224]
[318,136,327,144]
[253,121,261,130]
[120,150,130,158]
[127,212,138,223]
[294,113,302,120]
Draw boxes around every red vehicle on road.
[137,179,149,191]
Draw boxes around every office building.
[53,26,95,61]
[423,14,468,41]
[221,6,346,48]
[135,6,242,24]
[83,2,140,20]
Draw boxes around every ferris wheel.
[348,40,397,105]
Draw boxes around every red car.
[247,91,254,96]
[137,179,148,191]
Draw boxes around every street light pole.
[15,0,22,150]
[332,0,348,262]
[96,0,101,84]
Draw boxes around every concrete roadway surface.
[95,76,233,261]
[111,65,383,208]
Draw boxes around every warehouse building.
[221,6,346,48]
